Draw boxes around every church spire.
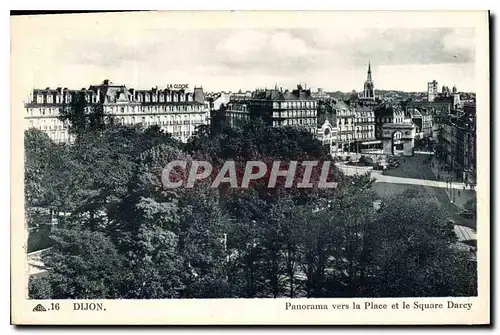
[363,61,375,100]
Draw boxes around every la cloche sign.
[166,84,189,89]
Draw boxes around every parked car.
[358,156,374,166]
[389,161,399,168]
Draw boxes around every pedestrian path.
[429,157,476,210]
[336,162,476,210]
[337,163,467,189]
[373,174,465,190]
[454,225,476,242]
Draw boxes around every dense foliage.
[25,117,477,298]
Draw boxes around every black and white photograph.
[10,10,490,325]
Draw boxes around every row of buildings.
[23,66,475,179]
[21,64,439,157]
[403,80,476,184]
[24,80,208,143]
[435,103,477,185]
[210,63,425,156]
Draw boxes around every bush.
[45,228,126,299]
[29,276,53,299]
[184,277,231,298]
[401,188,425,199]
[464,198,477,214]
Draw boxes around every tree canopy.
[26,118,476,299]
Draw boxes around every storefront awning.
[361,140,381,145]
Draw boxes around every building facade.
[311,88,330,100]
[374,103,406,139]
[407,107,434,139]
[210,85,318,135]
[330,99,356,155]
[24,80,209,143]
[435,103,476,184]
[24,87,76,143]
[353,102,377,148]
[223,99,251,128]
[317,100,339,154]
[427,80,439,102]
[250,85,318,133]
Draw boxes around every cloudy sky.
[12,15,476,94]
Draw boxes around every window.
[121,107,125,113]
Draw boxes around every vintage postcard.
[11,10,490,325]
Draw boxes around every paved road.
[374,174,465,190]
[338,163,468,190]
[413,157,476,230]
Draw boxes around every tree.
[187,118,328,162]
[58,92,108,135]
[118,225,185,299]
[41,228,126,299]
[223,189,269,297]
[464,197,477,215]
[111,144,229,298]
[56,125,181,231]
[27,104,476,299]
[28,276,53,299]
[265,196,302,298]
[24,128,55,209]
[24,129,76,230]
[361,195,476,297]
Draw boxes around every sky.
[12,14,477,95]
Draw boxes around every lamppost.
[446,177,453,203]
[448,178,454,203]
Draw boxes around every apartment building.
[24,80,209,143]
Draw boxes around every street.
[337,154,477,230]
[378,154,476,229]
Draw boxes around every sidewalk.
[429,157,476,210]
[334,162,374,176]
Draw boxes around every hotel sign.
[166,84,189,89]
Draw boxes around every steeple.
[363,61,375,101]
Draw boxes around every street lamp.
[448,178,454,203]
